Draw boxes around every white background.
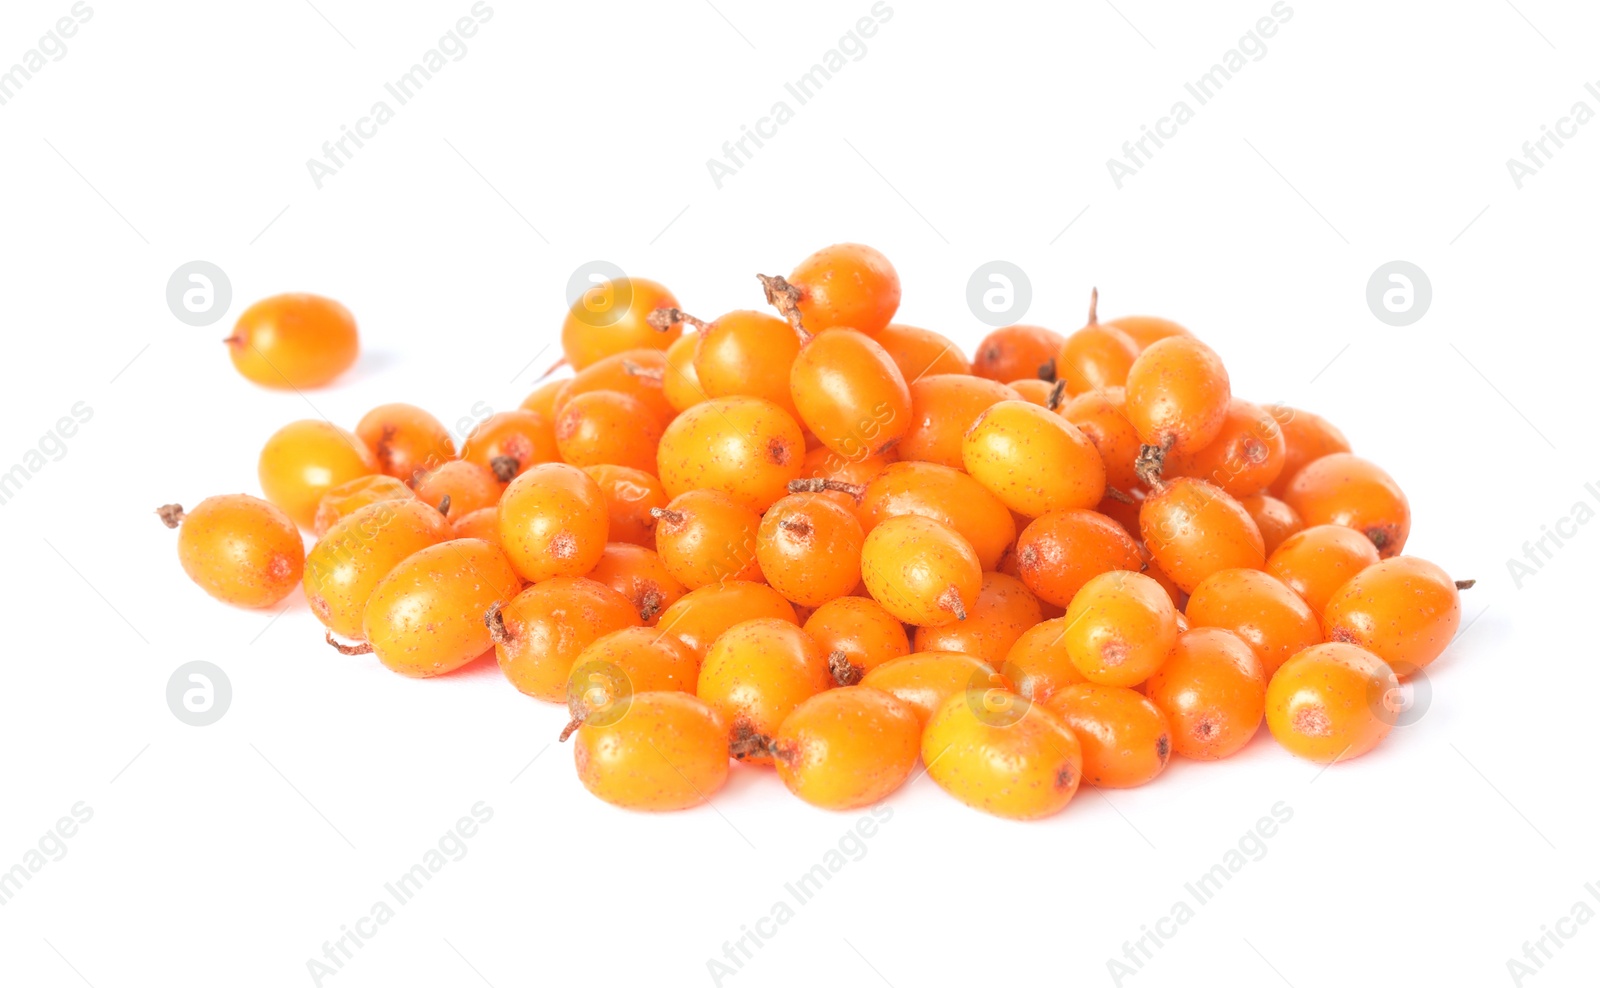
[1,1,1597,986]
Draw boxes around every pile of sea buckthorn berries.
[163,243,1471,820]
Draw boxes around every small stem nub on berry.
[1134,437,1172,489]
[489,456,519,484]
[1455,579,1476,591]
[938,587,968,622]
[557,715,584,743]
[1038,358,1057,383]
[829,650,863,687]
[484,602,510,646]
[649,507,685,525]
[326,631,374,655]
[621,359,665,384]
[1087,286,1099,326]
[647,306,708,332]
[786,477,866,501]
[756,273,806,337]
[157,503,186,529]
[437,494,452,517]
[1046,379,1069,411]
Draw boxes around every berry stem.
[1038,358,1057,383]
[1087,286,1099,326]
[787,477,866,501]
[325,631,374,655]
[1134,437,1172,489]
[646,306,709,332]
[756,273,806,338]
[437,494,452,517]
[828,650,863,687]
[1046,379,1069,411]
[937,586,968,621]
[489,456,519,484]
[557,715,584,743]
[621,359,666,385]
[1455,579,1476,590]
[484,602,511,646]
[156,503,186,529]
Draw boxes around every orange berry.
[1105,315,1193,350]
[460,409,558,483]
[1266,523,1381,616]
[258,420,378,529]
[1267,406,1351,498]
[585,542,686,625]
[693,310,803,417]
[972,324,1064,383]
[554,390,662,472]
[450,506,500,544]
[360,538,522,677]
[1186,569,1320,679]
[698,618,832,763]
[1060,570,1179,687]
[303,499,449,639]
[661,331,706,413]
[1265,642,1397,762]
[412,460,500,519]
[655,581,797,661]
[962,400,1106,517]
[563,626,701,736]
[164,495,304,608]
[1282,453,1410,559]
[861,461,1016,571]
[311,473,413,537]
[789,329,912,460]
[491,576,640,701]
[797,445,895,524]
[560,276,680,371]
[901,374,1022,468]
[355,403,455,483]
[765,242,900,337]
[1240,493,1303,556]
[555,348,677,425]
[1008,378,1056,405]
[756,493,865,607]
[1322,557,1466,675]
[656,396,804,512]
[1140,477,1265,594]
[860,652,1008,727]
[1001,617,1087,703]
[1143,627,1266,760]
[1057,317,1140,394]
[573,691,729,811]
[498,462,609,582]
[860,514,982,627]
[1124,336,1232,456]
[1060,386,1144,494]
[773,687,921,809]
[802,597,910,683]
[1044,683,1171,788]
[519,379,568,421]
[1014,509,1142,608]
[913,572,1042,666]
[582,464,668,548]
[1166,398,1286,498]
[922,691,1083,820]
[876,323,971,379]
[226,293,358,389]
[651,488,763,589]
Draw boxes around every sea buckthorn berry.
[487,576,640,700]
[901,374,1022,468]
[582,464,668,548]
[861,461,1016,571]
[772,687,921,810]
[656,396,804,512]
[585,543,686,624]
[1106,314,1193,350]
[554,348,676,425]
[1144,627,1266,760]
[1061,571,1179,688]
[655,581,798,660]
[311,473,414,537]
[1043,683,1171,788]
[1002,617,1087,703]
[1267,406,1351,498]
[1265,642,1398,762]
[460,409,558,483]
[756,493,865,607]
[1125,336,1232,461]
[451,506,500,544]
[1008,379,1055,405]
[573,692,729,812]
[1240,493,1303,556]
[519,379,568,421]
[759,242,901,337]
[1266,524,1381,616]
[962,400,1106,517]
[562,626,701,739]
[258,420,379,529]
[789,329,912,460]
[692,310,804,417]
[1056,292,1141,394]
[799,446,895,524]
[913,572,1042,666]
[1137,542,1190,609]
[1186,568,1321,678]
[161,496,304,608]
[651,489,763,589]
[355,403,455,483]
[1140,477,1266,594]
[303,499,450,639]
[802,597,910,684]
[1322,557,1467,675]
[412,460,500,519]
[226,293,358,389]
[356,538,522,678]
[860,514,982,627]
[972,324,1065,384]
[860,652,1009,726]
[661,331,706,413]
[554,390,662,472]
[1060,387,1143,494]
[498,462,610,582]
[1015,509,1142,607]
[1166,399,1287,498]
[560,276,680,371]
[698,618,832,763]
[1282,453,1411,558]
[876,323,971,380]
[921,691,1083,821]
